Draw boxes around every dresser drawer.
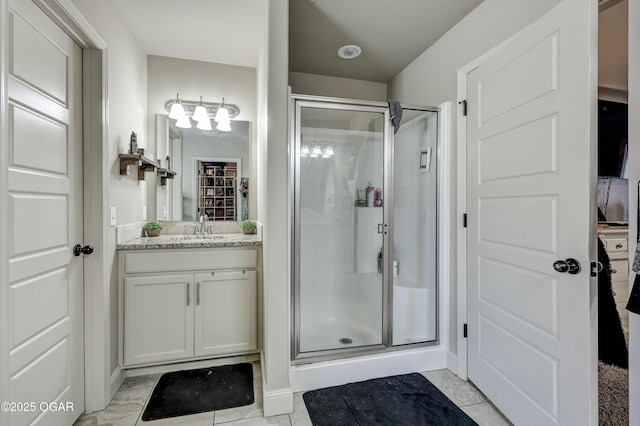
[124,249,258,274]
[610,259,629,282]
[605,237,628,254]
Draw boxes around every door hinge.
[463,213,467,228]
[463,323,468,338]
[459,100,468,116]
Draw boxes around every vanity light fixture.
[168,93,185,119]
[192,96,208,122]
[216,120,231,132]
[310,145,322,158]
[197,117,212,130]
[214,98,230,124]
[175,115,191,129]
[164,96,239,132]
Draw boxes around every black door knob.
[553,258,581,275]
[73,244,94,256]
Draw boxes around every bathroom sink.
[167,235,225,241]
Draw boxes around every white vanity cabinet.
[194,271,257,357]
[120,247,259,367]
[124,274,194,365]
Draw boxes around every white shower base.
[299,320,381,353]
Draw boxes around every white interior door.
[466,0,596,425]
[6,0,84,424]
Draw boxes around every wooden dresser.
[597,223,629,333]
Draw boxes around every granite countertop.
[117,233,261,250]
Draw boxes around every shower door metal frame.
[290,94,440,363]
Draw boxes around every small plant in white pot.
[241,220,256,235]
[143,220,163,237]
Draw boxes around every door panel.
[124,274,194,365]
[6,0,84,424]
[194,271,257,357]
[466,0,595,424]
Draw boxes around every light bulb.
[197,117,212,130]
[301,145,310,155]
[169,102,184,119]
[214,106,229,123]
[168,94,185,119]
[216,120,231,132]
[324,146,334,156]
[193,102,208,122]
[312,145,322,156]
[176,115,191,128]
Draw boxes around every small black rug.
[303,373,477,426]
[141,363,254,421]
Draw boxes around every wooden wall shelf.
[119,153,159,180]
[157,168,177,186]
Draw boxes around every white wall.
[70,0,148,378]
[289,71,387,101]
[259,0,293,417]
[599,0,628,102]
[147,55,257,220]
[627,0,639,423]
[388,0,560,357]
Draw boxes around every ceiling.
[290,0,483,82]
[113,0,486,82]
[112,0,265,68]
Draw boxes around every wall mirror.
[156,114,252,222]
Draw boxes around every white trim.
[110,367,126,398]
[260,352,293,417]
[447,351,458,375]
[290,346,447,392]
[0,0,10,412]
[262,388,294,418]
[32,0,111,413]
[456,40,510,382]
[438,101,452,357]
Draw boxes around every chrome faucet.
[197,213,208,234]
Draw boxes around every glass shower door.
[294,101,387,356]
[391,109,438,345]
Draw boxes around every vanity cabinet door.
[194,271,257,357]
[124,274,194,366]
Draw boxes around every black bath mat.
[303,373,477,426]
[141,363,254,421]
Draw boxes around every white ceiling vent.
[337,45,362,60]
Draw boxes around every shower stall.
[291,95,439,363]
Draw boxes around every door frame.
[0,0,111,414]
[455,40,511,380]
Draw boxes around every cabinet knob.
[616,243,623,249]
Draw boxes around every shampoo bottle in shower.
[374,188,382,207]
[366,182,374,207]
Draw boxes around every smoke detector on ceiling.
[337,45,361,60]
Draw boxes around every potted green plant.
[143,220,163,237]
[241,220,257,235]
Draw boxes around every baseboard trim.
[447,351,458,375]
[262,387,293,417]
[124,354,260,377]
[260,352,293,417]
[110,367,126,399]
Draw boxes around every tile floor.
[74,363,512,426]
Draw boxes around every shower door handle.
[378,224,387,235]
[419,148,432,172]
